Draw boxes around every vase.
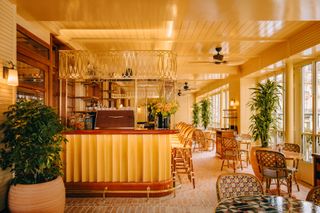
[148,112,155,122]
[157,114,170,129]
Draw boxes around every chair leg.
[239,155,243,170]
[189,158,195,189]
[294,173,300,191]
[265,178,270,194]
[221,160,225,171]
[276,178,280,195]
[288,176,292,197]
[232,159,236,173]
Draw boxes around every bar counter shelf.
[62,129,178,197]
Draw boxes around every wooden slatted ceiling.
[56,20,309,58]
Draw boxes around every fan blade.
[189,61,214,64]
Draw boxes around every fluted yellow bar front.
[64,134,171,182]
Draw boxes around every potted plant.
[200,98,211,129]
[0,99,67,212]
[248,79,281,179]
[192,103,200,127]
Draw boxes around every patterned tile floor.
[65,151,311,213]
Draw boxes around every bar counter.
[62,129,178,196]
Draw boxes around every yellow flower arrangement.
[149,99,179,117]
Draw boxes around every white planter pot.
[8,176,65,213]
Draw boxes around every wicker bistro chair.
[238,134,252,167]
[283,143,300,153]
[171,126,196,189]
[283,143,301,191]
[255,150,292,196]
[216,173,264,202]
[192,129,208,151]
[220,137,242,173]
[306,185,320,206]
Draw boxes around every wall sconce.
[230,98,239,108]
[3,61,18,86]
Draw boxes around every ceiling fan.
[183,82,196,91]
[188,46,244,66]
[213,47,227,64]
[177,82,196,96]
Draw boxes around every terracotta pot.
[0,169,12,211]
[250,146,272,181]
[8,176,65,213]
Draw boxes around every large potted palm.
[0,99,67,212]
[248,79,281,179]
[192,103,200,127]
[200,98,211,129]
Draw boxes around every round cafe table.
[215,195,320,212]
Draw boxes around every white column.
[285,58,294,143]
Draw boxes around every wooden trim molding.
[17,24,50,49]
[65,179,173,197]
[63,129,179,135]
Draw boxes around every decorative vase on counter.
[157,113,170,129]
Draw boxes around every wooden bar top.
[63,129,179,135]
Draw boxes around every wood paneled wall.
[0,0,16,125]
[0,83,15,124]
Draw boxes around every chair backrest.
[255,150,287,170]
[221,137,238,158]
[283,143,300,153]
[306,185,320,206]
[222,137,238,149]
[239,133,252,141]
[193,129,206,143]
[216,173,263,202]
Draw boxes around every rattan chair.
[283,143,301,191]
[220,137,242,173]
[238,134,252,167]
[216,173,264,202]
[255,150,292,196]
[171,125,195,188]
[192,129,206,151]
[306,185,320,206]
[283,143,300,153]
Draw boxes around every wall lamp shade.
[230,99,235,107]
[7,69,18,86]
[230,98,239,107]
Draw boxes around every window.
[211,94,221,128]
[198,84,228,129]
[275,73,285,144]
[17,25,50,103]
[301,62,320,162]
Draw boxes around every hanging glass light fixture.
[59,50,177,80]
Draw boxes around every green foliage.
[192,103,200,127]
[200,98,211,129]
[0,99,67,184]
[248,79,282,147]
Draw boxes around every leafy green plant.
[200,98,211,129]
[248,79,282,147]
[192,103,200,127]
[0,99,67,184]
